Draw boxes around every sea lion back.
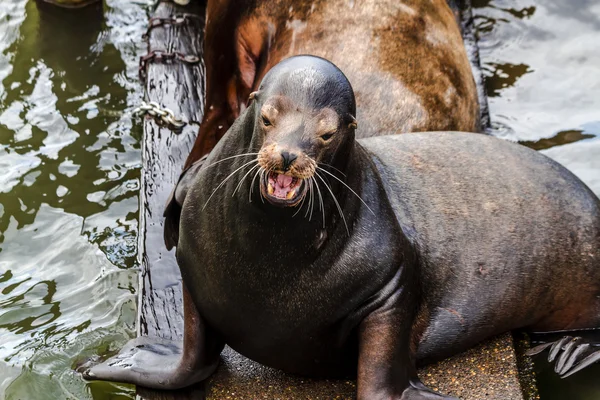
[360,132,600,362]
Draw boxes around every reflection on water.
[473,0,600,198]
[474,0,600,399]
[0,0,598,399]
[0,1,152,399]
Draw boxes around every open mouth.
[261,172,306,206]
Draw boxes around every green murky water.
[474,0,600,196]
[0,1,151,399]
[0,0,598,399]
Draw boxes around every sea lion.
[184,0,481,168]
[83,56,600,398]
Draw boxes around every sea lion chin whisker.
[292,185,309,218]
[233,163,261,197]
[316,166,374,215]
[301,178,311,219]
[249,166,263,203]
[312,176,326,229]
[259,169,266,203]
[202,159,258,210]
[301,177,315,221]
[314,170,349,235]
[308,178,315,221]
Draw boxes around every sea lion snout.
[280,151,297,171]
[258,143,316,179]
[257,143,315,207]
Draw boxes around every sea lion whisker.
[318,162,346,178]
[249,166,263,202]
[303,179,311,219]
[315,171,348,234]
[305,178,312,220]
[202,159,258,210]
[203,152,260,170]
[302,178,314,220]
[316,167,374,215]
[259,169,266,203]
[292,185,309,218]
[312,176,326,229]
[308,178,316,221]
[233,163,261,197]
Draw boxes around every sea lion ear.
[248,91,259,102]
[348,115,357,129]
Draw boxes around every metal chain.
[139,50,200,81]
[133,101,186,129]
[142,13,202,40]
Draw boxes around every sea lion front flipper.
[356,277,457,400]
[80,285,223,389]
[164,154,208,250]
[527,335,600,378]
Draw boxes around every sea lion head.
[251,55,357,208]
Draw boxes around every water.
[473,0,600,399]
[473,0,600,196]
[0,1,152,399]
[0,0,598,399]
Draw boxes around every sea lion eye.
[320,132,334,141]
[262,115,272,126]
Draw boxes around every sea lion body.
[188,0,480,165]
[84,57,600,398]
[179,124,600,378]
[179,119,403,377]
[363,133,600,363]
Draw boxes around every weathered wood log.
[136,1,205,399]
[136,1,529,399]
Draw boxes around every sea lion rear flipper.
[164,154,209,250]
[526,335,600,378]
[80,285,223,389]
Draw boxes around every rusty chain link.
[133,101,186,129]
[136,8,201,129]
[142,13,202,40]
[138,50,200,81]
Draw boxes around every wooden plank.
[136,1,205,399]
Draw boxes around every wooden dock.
[136,2,529,399]
[136,1,205,399]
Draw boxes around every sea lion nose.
[280,151,298,171]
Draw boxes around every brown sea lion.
[185,0,481,167]
[83,57,600,399]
